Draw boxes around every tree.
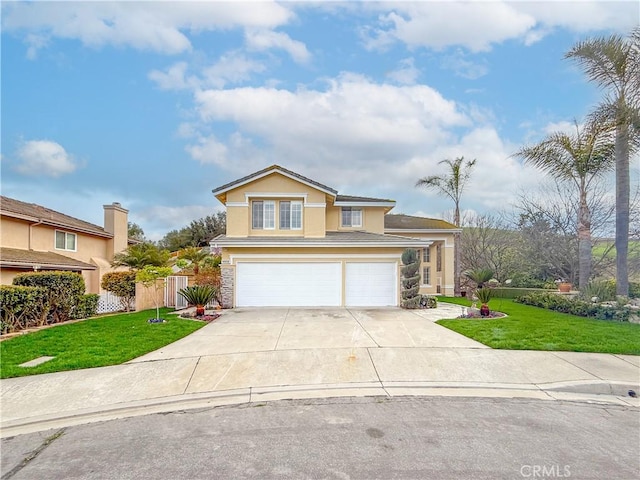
[566,27,640,295]
[177,247,209,275]
[127,222,146,242]
[416,156,476,296]
[158,212,226,251]
[516,119,614,289]
[460,213,520,284]
[136,266,173,321]
[400,249,421,309]
[112,242,170,270]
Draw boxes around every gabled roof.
[212,164,338,198]
[0,196,111,238]
[211,231,431,248]
[0,247,97,271]
[384,214,459,231]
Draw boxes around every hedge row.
[488,287,557,299]
[515,292,630,322]
[1,272,99,334]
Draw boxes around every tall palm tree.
[416,156,476,296]
[517,120,614,289]
[565,27,640,296]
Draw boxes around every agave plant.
[178,285,217,316]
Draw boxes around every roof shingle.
[384,214,458,230]
[0,196,111,237]
[0,247,97,270]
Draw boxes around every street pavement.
[2,396,638,479]
[1,305,639,438]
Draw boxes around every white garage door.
[236,262,341,307]
[345,262,397,307]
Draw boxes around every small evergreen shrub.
[101,271,136,311]
[401,249,421,309]
[0,285,48,333]
[13,271,86,324]
[178,285,217,316]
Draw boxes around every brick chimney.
[104,202,129,260]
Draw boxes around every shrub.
[475,287,493,304]
[178,285,217,316]
[0,285,48,333]
[13,271,85,324]
[515,292,630,322]
[72,294,99,319]
[578,281,616,302]
[194,266,222,305]
[401,249,420,309]
[101,271,136,311]
[491,287,556,299]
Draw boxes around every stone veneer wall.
[221,266,234,308]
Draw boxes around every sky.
[1,0,639,241]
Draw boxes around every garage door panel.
[237,262,341,307]
[346,262,397,307]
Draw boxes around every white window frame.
[55,230,77,252]
[341,207,363,228]
[422,247,430,263]
[280,201,303,230]
[422,266,431,286]
[252,200,275,230]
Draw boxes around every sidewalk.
[2,307,639,437]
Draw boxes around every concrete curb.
[2,380,638,438]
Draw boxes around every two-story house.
[0,196,130,293]
[211,165,459,308]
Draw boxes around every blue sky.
[2,1,638,241]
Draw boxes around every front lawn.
[1,308,206,379]
[437,297,640,355]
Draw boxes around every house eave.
[384,228,463,234]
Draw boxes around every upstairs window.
[55,231,77,251]
[422,247,430,263]
[341,207,362,228]
[252,200,275,230]
[280,201,303,230]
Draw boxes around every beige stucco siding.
[226,205,250,237]
[325,205,386,233]
[225,173,327,203]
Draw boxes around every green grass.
[437,297,640,355]
[1,308,206,379]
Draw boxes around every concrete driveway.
[130,305,486,362]
[2,304,638,437]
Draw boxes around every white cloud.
[193,74,469,178]
[386,57,420,85]
[148,62,194,91]
[185,135,229,167]
[441,50,489,79]
[362,2,535,52]
[360,1,637,52]
[202,52,267,88]
[15,140,78,177]
[2,1,294,55]
[245,29,311,63]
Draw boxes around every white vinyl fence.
[97,292,130,314]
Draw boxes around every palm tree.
[416,156,476,296]
[177,246,209,275]
[111,243,171,269]
[517,120,614,289]
[565,27,640,296]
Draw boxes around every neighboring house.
[210,165,459,308]
[0,196,130,293]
